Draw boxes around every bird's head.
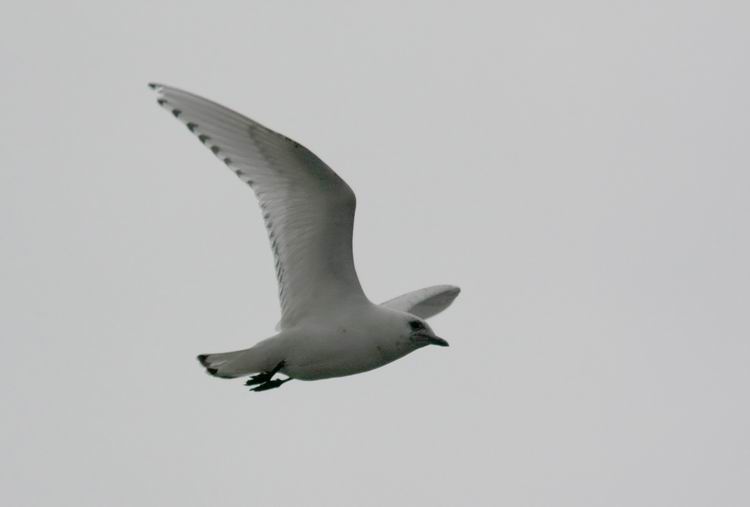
[405,317,449,348]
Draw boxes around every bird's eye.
[409,321,424,331]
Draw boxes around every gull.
[149,84,460,392]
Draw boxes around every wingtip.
[147,82,162,90]
[440,285,461,296]
[443,285,461,302]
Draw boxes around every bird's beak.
[411,331,450,347]
[427,335,449,347]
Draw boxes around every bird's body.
[149,83,460,391]
[224,304,428,381]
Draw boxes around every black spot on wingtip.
[148,82,157,89]
[197,354,208,366]
[172,109,182,118]
[224,158,232,166]
[157,98,167,106]
[210,145,220,154]
[207,367,218,376]
[186,122,197,132]
[198,134,210,144]
[283,135,301,149]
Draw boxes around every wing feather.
[150,84,368,328]
[381,285,460,319]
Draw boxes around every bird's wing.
[150,84,368,328]
[381,285,460,319]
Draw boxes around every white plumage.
[150,84,459,391]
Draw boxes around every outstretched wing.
[381,285,460,319]
[150,84,368,328]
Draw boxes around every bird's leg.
[250,376,293,392]
[245,360,286,388]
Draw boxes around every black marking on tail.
[197,354,234,379]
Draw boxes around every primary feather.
[150,83,368,328]
[381,285,461,319]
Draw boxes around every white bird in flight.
[149,84,460,392]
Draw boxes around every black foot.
[245,372,273,387]
[245,361,290,391]
[250,377,292,392]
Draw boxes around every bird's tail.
[197,338,282,379]
[197,350,249,378]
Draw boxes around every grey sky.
[2,1,749,505]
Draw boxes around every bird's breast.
[281,329,410,381]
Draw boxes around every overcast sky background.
[2,1,749,505]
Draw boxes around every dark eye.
[409,321,425,331]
